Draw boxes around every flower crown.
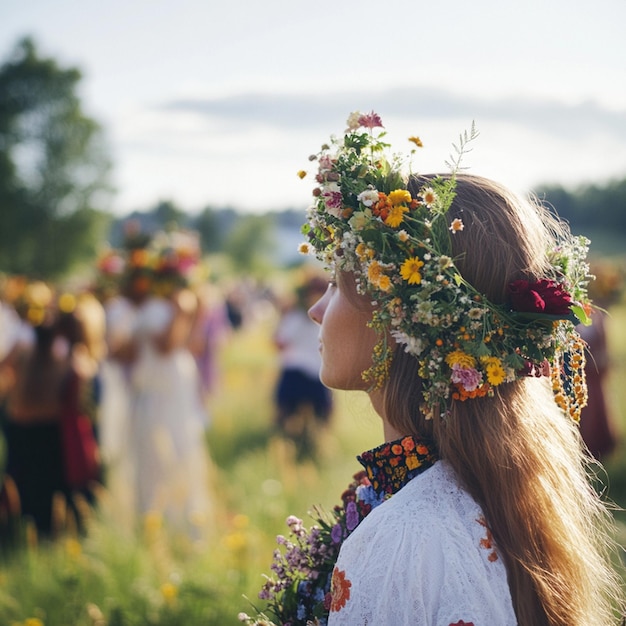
[96,228,201,298]
[300,111,592,420]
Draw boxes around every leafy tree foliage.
[224,213,275,274]
[195,205,229,253]
[0,37,112,279]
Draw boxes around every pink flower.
[358,111,384,129]
[450,364,483,391]
[322,183,344,217]
[508,279,573,316]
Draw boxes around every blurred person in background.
[577,258,623,461]
[188,281,230,410]
[100,227,213,539]
[0,283,99,538]
[272,274,332,458]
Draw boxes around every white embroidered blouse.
[327,460,517,626]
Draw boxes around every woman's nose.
[308,288,329,324]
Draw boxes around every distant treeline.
[537,176,626,237]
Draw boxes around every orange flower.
[330,567,352,612]
[452,382,491,401]
[401,436,415,452]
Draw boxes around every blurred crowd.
[0,221,334,546]
[1,218,624,549]
[0,224,227,543]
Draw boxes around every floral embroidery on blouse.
[330,567,352,612]
[357,435,439,500]
[242,435,438,625]
[476,515,499,562]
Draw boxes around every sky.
[1,0,625,216]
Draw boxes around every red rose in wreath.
[508,279,572,316]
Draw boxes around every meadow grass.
[1,302,626,625]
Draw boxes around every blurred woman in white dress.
[100,229,213,539]
[129,259,212,536]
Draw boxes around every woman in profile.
[299,113,623,625]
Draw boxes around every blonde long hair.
[381,174,624,625]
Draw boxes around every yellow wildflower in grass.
[232,513,250,529]
[25,620,45,626]
[388,189,412,206]
[65,537,82,560]
[445,350,477,369]
[160,582,179,606]
[224,530,247,552]
[385,204,408,228]
[143,510,163,541]
[408,136,423,148]
[400,257,425,285]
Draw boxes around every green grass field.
[1,300,626,625]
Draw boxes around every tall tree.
[0,37,113,279]
[224,213,275,274]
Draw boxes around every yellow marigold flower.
[408,136,423,148]
[378,275,392,291]
[385,204,408,228]
[484,360,506,386]
[445,350,477,369]
[297,169,307,179]
[400,256,425,285]
[480,356,499,366]
[368,260,383,284]
[388,189,412,206]
[355,242,370,260]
